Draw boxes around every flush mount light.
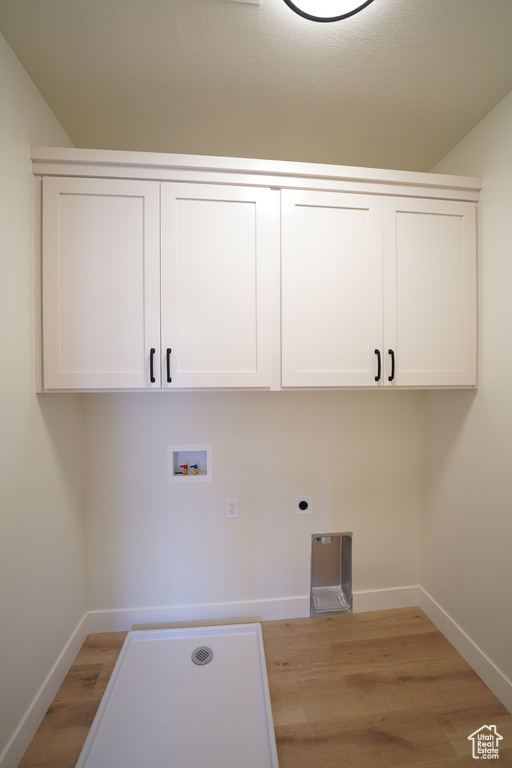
[283,0,375,22]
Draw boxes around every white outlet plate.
[226,498,239,519]
[293,496,313,516]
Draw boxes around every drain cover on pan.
[191,646,213,665]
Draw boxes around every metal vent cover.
[191,646,213,665]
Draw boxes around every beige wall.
[0,33,86,761]
[424,90,512,682]
[83,390,424,612]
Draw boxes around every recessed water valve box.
[310,532,352,616]
[167,444,212,483]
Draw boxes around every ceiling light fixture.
[283,0,375,22]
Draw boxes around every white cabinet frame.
[42,177,160,390]
[160,183,278,389]
[383,197,477,387]
[281,190,383,387]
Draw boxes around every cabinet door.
[42,177,161,390]
[281,190,383,387]
[160,184,277,388]
[383,197,477,387]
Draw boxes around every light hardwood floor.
[18,607,512,767]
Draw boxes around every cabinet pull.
[388,349,395,382]
[374,349,381,382]
[150,348,156,383]
[166,348,172,383]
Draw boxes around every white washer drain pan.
[76,623,279,768]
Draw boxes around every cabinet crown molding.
[31,147,481,203]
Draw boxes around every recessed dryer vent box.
[167,444,212,483]
[310,532,352,616]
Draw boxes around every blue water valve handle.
[190,464,198,475]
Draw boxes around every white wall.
[84,390,424,616]
[0,33,86,764]
[424,90,512,683]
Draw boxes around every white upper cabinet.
[160,184,277,388]
[281,190,383,387]
[41,176,277,390]
[34,148,480,391]
[281,191,477,388]
[42,177,161,390]
[383,197,477,387]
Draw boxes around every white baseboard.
[87,587,424,633]
[419,588,512,715]
[353,585,421,613]
[0,613,90,768]
[87,596,312,632]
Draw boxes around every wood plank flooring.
[18,607,512,767]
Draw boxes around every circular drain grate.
[191,646,213,666]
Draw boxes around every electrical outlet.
[293,496,313,515]
[225,498,239,519]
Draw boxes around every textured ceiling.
[1,0,512,170]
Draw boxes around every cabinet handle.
[166,348,172,383]
[150,348,156,383]
[388,349,395,382]
[374,349,381,382]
